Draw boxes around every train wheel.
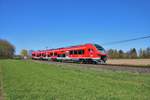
[79,59,83,64]
[79,59,86,64]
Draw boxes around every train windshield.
[94,44,106,53]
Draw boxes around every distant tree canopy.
[139,48,150,58]
[129,48,137,58]
[0,39,15,59]
[20,49,28,57]
[107,47,150,59]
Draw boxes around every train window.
[62,54,65,57]
[37,54,41,57]
[43,54,46,57]
[83,50,84,54]
[74,50,77,54]
[32,54,35,56]
[78,50,84,54]
[60,54,65,57]
[81,50,84,54]
[48,54,50,57]
[50,53,53,56]
[94,44,104,51]
[78,50,82,54]
[54,53,57,56]
[70,50,73,55]
[88,48,93,52]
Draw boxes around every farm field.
[0,60,150,100]
[107,59,150,66]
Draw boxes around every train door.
[88,48,94,57]
[65,51,69,59]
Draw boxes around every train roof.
[32,43,102,53]
[46,43,93,50]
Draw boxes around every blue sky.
[0,0,150,54]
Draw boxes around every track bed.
[33,60,150,73]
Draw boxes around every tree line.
[107,47,150,59]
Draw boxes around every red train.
[32,43,107,64]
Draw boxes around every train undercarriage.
[32,56,107,64]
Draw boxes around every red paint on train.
[32,43,107,64]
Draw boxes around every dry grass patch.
[107,59,150,66]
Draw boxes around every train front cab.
[91,44,107,64]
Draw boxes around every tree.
[108,47,150,59]
[107,49,114,59]
[129,48,137,58]
[146,47,150,58]
[20,49,28,57]
[0,39,15,59]
[113,49,119,58]
[118,50,124,58]
[139,48,149,58]
[107,49,120,59]
[139,48,143,58]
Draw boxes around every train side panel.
[32,43,107,63]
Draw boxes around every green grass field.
[0,60,150,100]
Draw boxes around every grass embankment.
[0,60,150,100]
[0,61,4,100]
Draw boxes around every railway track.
[33,60,150,73]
